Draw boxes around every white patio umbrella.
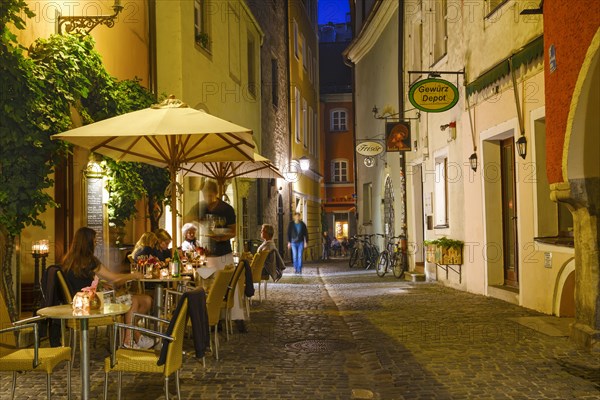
[181,152,284,196]
[52,96,255,247]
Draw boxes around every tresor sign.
[356,141,384,156]
[409,78,459,113]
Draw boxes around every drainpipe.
[148,0,158,96]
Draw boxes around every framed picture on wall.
[385,121,411,152]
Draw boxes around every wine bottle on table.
[171,249,181,278]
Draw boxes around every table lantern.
[73,291,90,314]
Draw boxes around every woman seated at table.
[181,222,201,252]
[256,224,286,281]
[154,228,172,261]
[63,227,154,349]
[131,232,160,261]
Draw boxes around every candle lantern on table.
[31,239,49,311]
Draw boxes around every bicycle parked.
[349,234,382,270]
[376,235,407,279]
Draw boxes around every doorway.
[500,138,519,287]
[412,164,425,265]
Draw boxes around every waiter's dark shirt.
[199,199,236,257]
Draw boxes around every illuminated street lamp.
[516,136,527,159]
[299,156,310,171]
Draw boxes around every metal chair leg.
[214,325,220,360]
[117,371,122,400]
[67,361,71,400]
[103,372,109,400]
[11,371,16,400]
[164,376,170,400]
[47,374,51,400]
[175,370,181,399]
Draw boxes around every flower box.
[424,237,464,265]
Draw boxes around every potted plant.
[424,237,464,264]
[195,32,210,49]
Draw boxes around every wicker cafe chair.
[223,261,246,340]
[250,251,271,303]
[0,291,71,400]
[56,270,117,363]
[104,298,189,400]
[205,268,235,360]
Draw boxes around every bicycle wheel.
[355,248,366,269]
[392,251,406,279]
[376,251,389,277]
[366,245,380,270]
[349,248,359,268]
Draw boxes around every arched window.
[331,159,348,182]
[330,109,348,132]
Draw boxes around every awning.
[466,35,544,97]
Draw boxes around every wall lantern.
[469,152,478,172]
[298,156,310,171]
[516,136,527,159]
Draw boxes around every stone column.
[552,179,600,351]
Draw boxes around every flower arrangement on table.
[137,255,165,279]
[73,276,101,314]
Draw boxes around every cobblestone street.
[2,260,599,399]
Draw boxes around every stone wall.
[246,0,291,255]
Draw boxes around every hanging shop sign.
[356,141,384,156]
[385,121,411,152]
[409,78,459,113]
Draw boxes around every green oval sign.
[409,78,459,113]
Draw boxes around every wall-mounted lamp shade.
[299,156,310,171]
[469,152,478,172]
[516,136,527,159]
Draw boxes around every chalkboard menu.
[87,177,104,259]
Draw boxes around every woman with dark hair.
[62,227,154,349]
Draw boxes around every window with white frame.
[410,14,422,84]
[194,0,210,50]
[308,105,313,152]
[432,0,447,63]
[434,156,449,227]
[293,19,299,59]
[301,33,307,70]
[332,160,348,183]
[295,87,301,143]
[247,33,256,97]
[363,183,372,224]
[308,47,313,82]
[313,112,319,157]
[302,98,308,148]
[330,109,348,131]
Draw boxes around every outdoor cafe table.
[136,276,191,317]
[37,303,131,400]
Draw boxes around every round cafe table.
[136,276,191,317]
[37,303,130,400]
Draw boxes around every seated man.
[256,224,286,281]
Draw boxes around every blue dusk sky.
[319,0,350,24]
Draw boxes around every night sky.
[319,0,350,24]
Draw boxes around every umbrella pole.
[170,166,178,255]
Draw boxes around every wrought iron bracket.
[57,5,124,34]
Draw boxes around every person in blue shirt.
[287,212,309,274]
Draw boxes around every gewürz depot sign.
[409,78,459,113]
[356,141,384,156]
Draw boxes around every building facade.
[345,0,598,348]
[319,21,357,241]
[543,0,600,349]
[288,0,321,260]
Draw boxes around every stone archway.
[552,34,600,349]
